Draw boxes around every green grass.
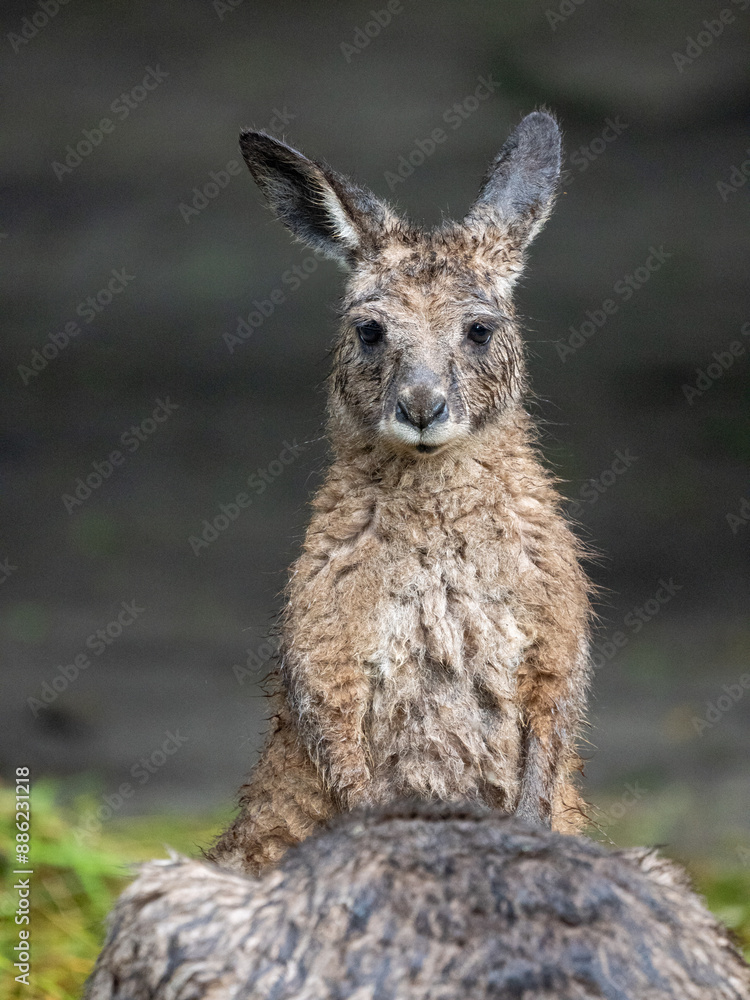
[0,780,229,1000]
[1,781,748,999]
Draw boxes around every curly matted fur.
[208,112,595,875]
[87,804,750,1000]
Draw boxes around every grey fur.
[466,110,561,244]
[84,803,750,999]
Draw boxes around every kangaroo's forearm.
[516,634,590,831]
[284,649,373,807]
[206,712,335,875]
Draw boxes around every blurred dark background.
[2,0,748,862]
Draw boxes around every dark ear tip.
[239,129,276,155]
[238,130,315,176]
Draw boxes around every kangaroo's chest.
[365,523,531,682]
[361,541,532,804]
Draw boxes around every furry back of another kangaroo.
[209,111,593,875]
[89,805,750,1000]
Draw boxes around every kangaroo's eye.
[467,322,493,345]
[357,320,384,346]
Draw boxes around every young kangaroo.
[208,111,593,875]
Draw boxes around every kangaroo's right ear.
[239,131,395,268]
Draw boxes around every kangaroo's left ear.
[239,130,397,268]
[465,111,561,249]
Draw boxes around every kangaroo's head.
[239,112,560,458]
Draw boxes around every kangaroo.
[208,111,593,875]
[86,804,750,1000]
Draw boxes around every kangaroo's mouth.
[378,414,469,456]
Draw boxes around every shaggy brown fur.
[208,112,593,875]
[85,803,750,1000]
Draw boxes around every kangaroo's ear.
[239,130,395,268]
[465,111,561,248]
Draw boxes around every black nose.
[396,390,448,431]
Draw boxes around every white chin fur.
[378,418,468,451]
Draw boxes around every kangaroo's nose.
[396,388,449,431]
